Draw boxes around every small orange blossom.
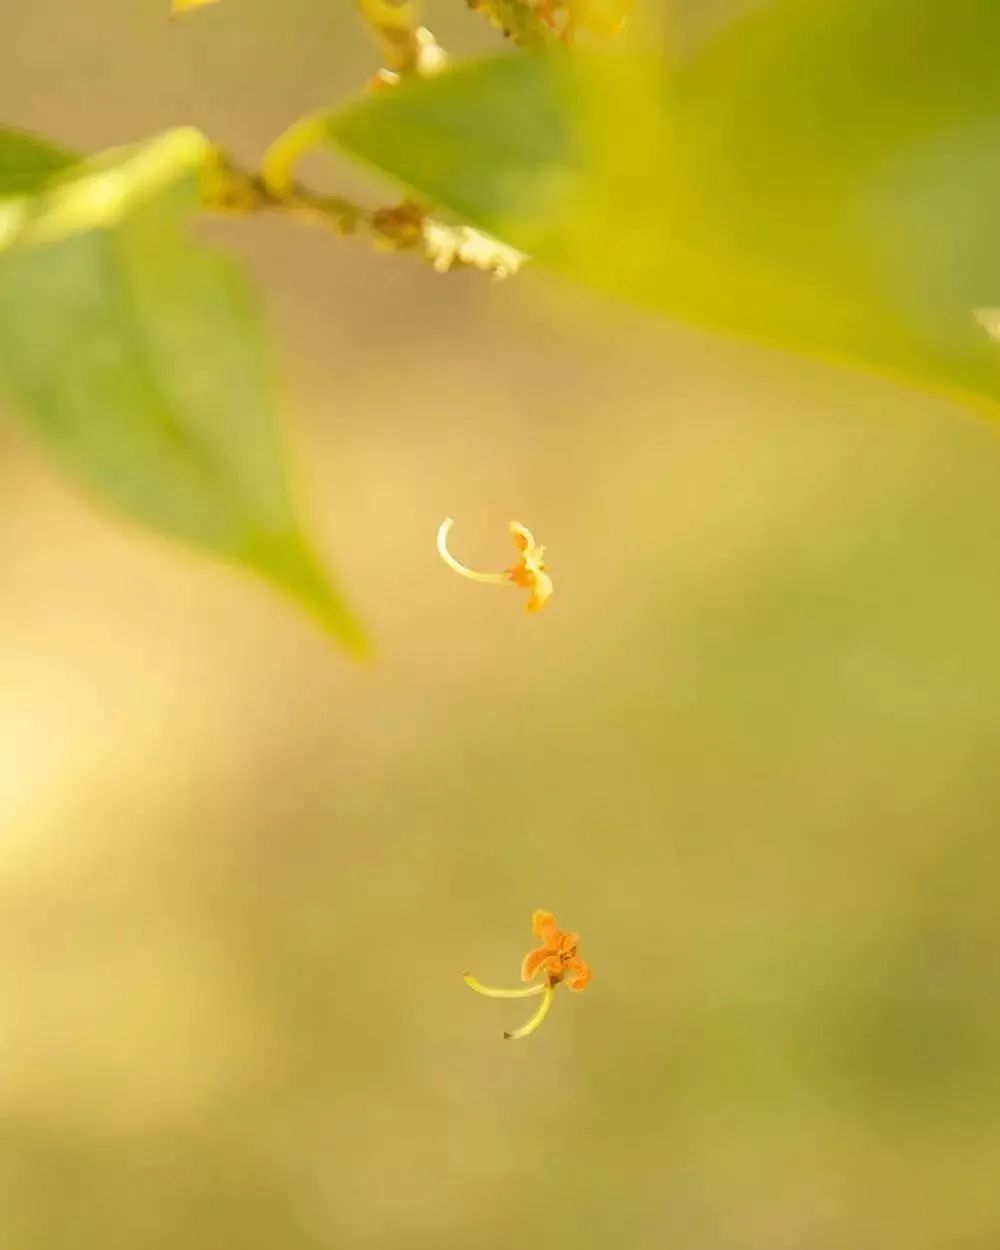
[437,518,552,613]
[463,909,591,1040]
[521,909,591,990]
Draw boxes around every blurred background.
[2,2,1000,1248]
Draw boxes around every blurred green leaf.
[328,0,1000,413]
[0,127,77,198]
[0,127,366,654]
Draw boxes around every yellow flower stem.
[261,112,329,198]
[357,0,419,71]
[463,974,546,999]
[437,518,508,585]
[504,983,556,1040]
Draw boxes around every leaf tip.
[250,532,372,661]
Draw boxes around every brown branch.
[202,154,525,280]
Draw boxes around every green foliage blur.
[0,127,365,652]
[1,3,999,1250]
[332,0,1000,411]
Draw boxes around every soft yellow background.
[2,3,998,1248]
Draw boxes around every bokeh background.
[2,2,1000,1248]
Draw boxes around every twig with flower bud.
[357,0,449,88]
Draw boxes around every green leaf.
[0,127,366,654]
[0,127,77,198]
[327,0,1000,414]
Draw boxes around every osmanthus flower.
[463,910,591,1040]
[436,518,552,613]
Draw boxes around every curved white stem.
[437,518,507,584]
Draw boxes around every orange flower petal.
[506,563,534,589]
[531,910,559,944]
[526,571,553,613]
[564,957,591,991]
[557,930,580,954]
[521,945,558,982]
[510,522,534,553]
